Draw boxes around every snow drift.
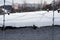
[0,11,60,27]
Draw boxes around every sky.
[0,0,53,5]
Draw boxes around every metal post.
[3,0,5,28]
[2,0,5,40]
[12,0,14,8]
[51,0,55,40]
[52,8,54,26]
[23,0,26,12]
[41,0,42,10]
[52,0,55,26]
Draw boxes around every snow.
[0,11,60,27]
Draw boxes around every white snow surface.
[0,11,60,27]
